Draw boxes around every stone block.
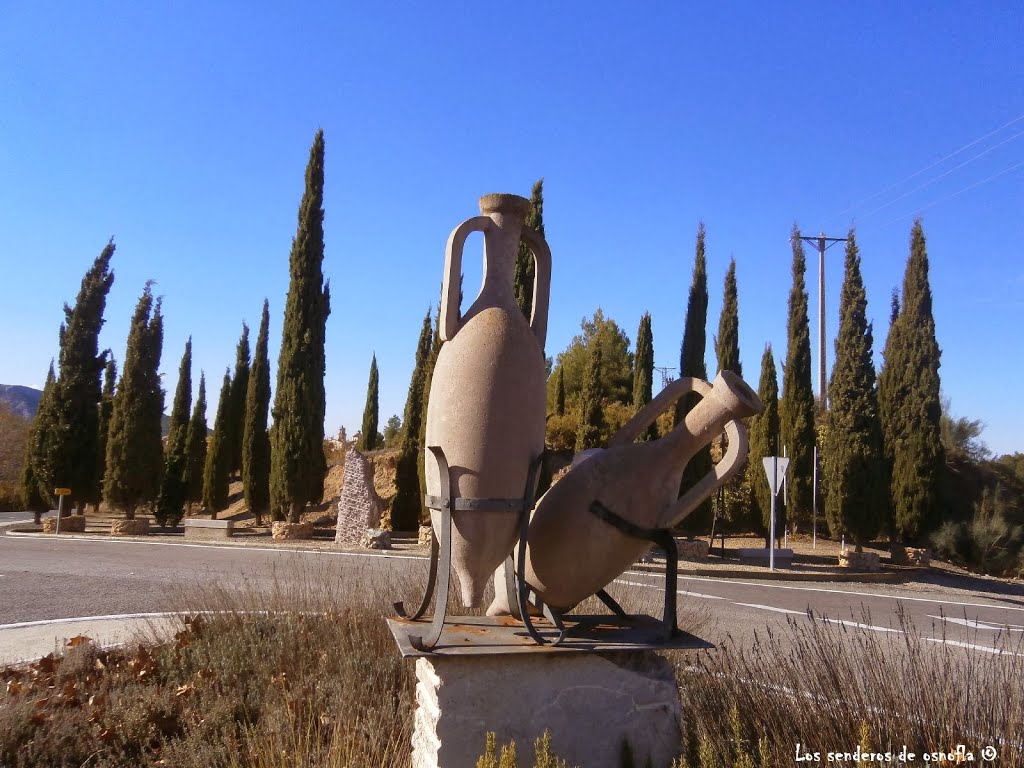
[418,525,433,546]
[738,547,793,565]
[675,537,709,561]
[838,550,881,572]
[184,518,235,540]
[42,515,86,533]
[891,547,931,567]
[412,651,681,768]
[110,517,150,536]
[272,521,314,540]
[361,527,392,549]
[336,449,384,546]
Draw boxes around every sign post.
[761,458,789,571]
[53,488,71,534]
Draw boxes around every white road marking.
[0,611,177,631]
[926,615,1024,632]
[924,637,1023,656]
[614,579,724,600]
[733,602,804,615]
[5,532,427,561]
[624,570,1024,613]
[822,618,901,634]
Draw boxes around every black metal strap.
[423,495,526,513]
[408,446,454,652]
[588,500,679,640]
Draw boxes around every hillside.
[0,384,42,419]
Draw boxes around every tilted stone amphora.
[424,193,551,607]
[488,371,762,615]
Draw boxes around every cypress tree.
[203,369,232,516]
[243,300,272,526]
[746,345,780,542]
[780,226,816,532]
[554,366,566,417]
[417,304,443,522]
[392,310,433,530]
[155,339,192,527]
[45,241,115,513]
[676,222,713,532]
[103,283,164,519]
[22,363,57,516]
[358,355,380,451]
[93,355,116,511]
[714,258,741,376]
[513,178,545,321]
[576,342,604,451]
[824,231,887,551]
[228,322,251,477]
[877,220,944,544]
[183,373,208,514]
[632,312,656,440]
[270,130,332,523]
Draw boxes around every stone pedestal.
[674,537,709,561]
[272,521,314,540]
[110,517,150,536]
[43,515,86,533]
[838,550,881,572]
[412,651,681,768]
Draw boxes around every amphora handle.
[608,376,712,448]
[660,419,749,529]
[519,226,552,349]
[439,216,491,341]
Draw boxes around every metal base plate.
[386,614,713,657]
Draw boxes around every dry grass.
[2,564,1022,767]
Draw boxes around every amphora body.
[489,371,761,615]
[425,193,551,607]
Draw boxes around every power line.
[855,126,1024,222]
[870,157,1024,233]
[829,111,1024,221]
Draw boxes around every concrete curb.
[630,560,912,583]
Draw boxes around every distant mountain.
[0,383,172,436]
[0,384,43,419]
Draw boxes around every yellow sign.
[54,488,71,496]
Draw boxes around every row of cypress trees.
[23,130,331,527]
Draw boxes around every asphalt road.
[1,527,1022,658]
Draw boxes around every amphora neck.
[476,194,530,305]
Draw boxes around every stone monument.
[335,449,383,547]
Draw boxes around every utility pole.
[798,233,847,410]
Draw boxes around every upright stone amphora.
[489,371,762,615]
[425,193,551,607]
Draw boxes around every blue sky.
[1,3,1021,455]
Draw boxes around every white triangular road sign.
[762,456,789,496]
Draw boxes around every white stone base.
[411,651,681,768]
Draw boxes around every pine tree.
[227,322,250,477]
[183,373,208,514]
[780,226,816,533]
[632,312,656,440]
[676,222,713,532]
[358,355,380,451]
[554,366,566,417]
[513,178,545,321]
[715,258,741,376]
[576,342,604,451]
[392,310,433,530]
[243,300,272,526]
[93,355,116,511]
[270,130,332,523]
[155,339,192,527]
[103,283,164,519]
[45,241,115,513]
[203,369,232,516]
[824,231,887,551]
[22,363,57,516]
[877,220,944,545]
[746,345,780,541]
